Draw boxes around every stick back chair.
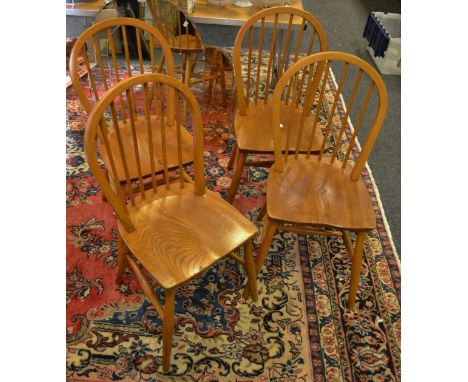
[227,7,328,203]
[84,73,259,372]
[244,51,388,310]
[146,0,230,107]
[70,17,196,193]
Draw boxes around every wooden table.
[187,0,304,26]
[66,0,106,17]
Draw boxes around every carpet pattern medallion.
[66,54,400,381]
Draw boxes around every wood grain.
[120,185,258,290]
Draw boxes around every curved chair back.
[233,7,328,115]
[272,51,388,181]
[84,73,205,233]
[69,17,175,115]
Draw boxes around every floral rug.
[66,54,400,381]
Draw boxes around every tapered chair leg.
[218,52,228,108]
[242,239,258,302]
[257,202,267,222]
[242,216,276,298]
[115,231,129,285]
[342,230,354,259]
[226,151,247,203]
[162,288,175,372]
[227,142,238,170]
[347,231,366,311]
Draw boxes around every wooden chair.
[69,17,195,193]
[227,7,328,203]
[84,73,259,372]
[146,0,230,107]
[243,51,388,311]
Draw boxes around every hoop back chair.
[84,73,259,372]
[146,0,230,108]
[226,7,328,203]
[69,17,175,115]
[70,17,197,193]
[244,52,388,310]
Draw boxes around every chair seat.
[170,34,201,51]
[119,184,258,289]
[234,101,324,153]
[100,115,194,183]
[267,155,376,231]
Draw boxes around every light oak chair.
[84,73,259,372]
[227,7,328,203]
[146,0,230,107]
[244,52,388,310]
[70,17,196,193]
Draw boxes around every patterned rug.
[66,53,400,381]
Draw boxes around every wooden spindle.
[264,14,278,104]
[278,14,294,76]
[107,28,127,122]
[92,35,109,92]
[110,97,136,205]
[143,78,158,194]
[306,30,316,55]
[136,27,144,74]
[82,49,99,104]
[175,90,184,188]
[254,17,265,105]
[246,26,253,107]
[126,88,146,198]
[306,61,331,158]
[343,81,374,168]
[318,62,349,160]
[331,69,363,162]
[158,83,170,190]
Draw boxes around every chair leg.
[242,239,258,302]
[342,230,354,259]
[347,231,366,311]
[226,151,247,203]
[102,168,109,202]
[162,288,175,372]
[217,51,228,108]
[115,231,129,285]
[257,201,267,222]
[227,141,238,170]
[242,215,276,298]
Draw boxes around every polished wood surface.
[257,52,389,310]
[120,185,258,289]
[234,101,323,153]
[85,73,259,371]
[187,0,304,26]
[66,0,104,16]
[267,155,375,230]
[227,7,328,202]
[101,115,194,183]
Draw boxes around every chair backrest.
[271,51,388,181]
[84,73,205,233]
[233,7,328,115]
[69,17,175,115]
[146,0,202,52]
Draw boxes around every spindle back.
[84,73,205,233]
[271,51,388,181]
[70,17,175,115]
[233,7,328,115]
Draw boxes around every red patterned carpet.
[66,59,400,381]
